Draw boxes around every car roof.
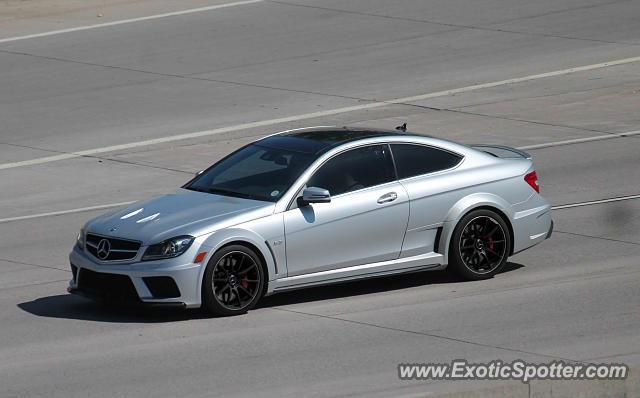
[256,126,422,155]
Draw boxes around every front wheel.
[448,209,511,280]
[202,245,265,316]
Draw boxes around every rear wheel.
[202,245,265,316]
[448,209,511,280]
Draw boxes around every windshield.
[185,144,315,202]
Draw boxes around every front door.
[283,144,409,276]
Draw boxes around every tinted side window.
[308,145,395,196]
[391,144,462,179]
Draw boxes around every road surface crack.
[272,306,579,362]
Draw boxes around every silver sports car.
[69,127,552,315]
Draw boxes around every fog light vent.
[143,277,181,298]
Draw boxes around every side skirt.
[268,252,445,294]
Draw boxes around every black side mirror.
[297,187,331,206]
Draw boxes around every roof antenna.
[395,123,407,132]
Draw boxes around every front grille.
[77,268,140,302]
[143,277,181,298]
[85,233,141,261]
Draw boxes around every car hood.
[85,188,274,244]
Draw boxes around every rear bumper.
[511,194,553,254]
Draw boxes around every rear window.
[391,144,462,179]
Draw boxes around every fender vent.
[433,227,443,254]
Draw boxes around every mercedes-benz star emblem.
[96,239,111,260]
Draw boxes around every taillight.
[524,171,539,193]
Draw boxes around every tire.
[202,244,265,316]
[448,209,511,280]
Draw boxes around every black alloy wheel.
[203,245,265,316]
[449,209,511,280]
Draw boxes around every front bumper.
[68,246,205,308]
[67,286,187,308]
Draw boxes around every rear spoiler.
[470,145,532,160]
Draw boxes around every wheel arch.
[215,240,270,283]
[197,229,278,305]
[439,194,515,264]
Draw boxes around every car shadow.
[257,262,524,308]
[17,262,523,323]
[17,294,207,323]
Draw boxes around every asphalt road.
[1,0,639,397]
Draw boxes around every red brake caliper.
[242,278,249,289]
[488,237,494,249]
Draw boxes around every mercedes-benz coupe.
[69,127,552,315]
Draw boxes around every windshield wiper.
[185,186,208,193]
[186,185,267,201]
[206,188,263,201]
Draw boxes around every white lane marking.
[0,201,135,223]
[0,112,376,170]
[517,130,640,150]
[551,194,640,210]
[1,55,640,171]
[0,0,263,44]
[390,56,640,104]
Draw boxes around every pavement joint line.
[182,27,460,78]
[551,194,640,210]
[0,257,69,272]
[403,102,623,137]
[90,155,193,175]
[482,268,640,303]
[0,47,371,103]
[289,267,640,327]
[269,0,640,47]
[554,230,640,246]
[269,268,640,368]
[0,279,70,292]
[580,349,640,362]
[0,0,263,44]
[0,141,197,175]
[451,80,635,111]
[1,55,639,171]
[482,0,633,27]
[272,307,578,363]
[378,267,640,311]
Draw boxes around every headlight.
[76,230,85,250]
[142,236,194,261]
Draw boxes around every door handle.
[377,192,398,204]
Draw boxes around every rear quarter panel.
[399,153,533,261]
